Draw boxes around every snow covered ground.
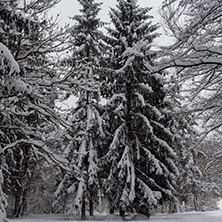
[8,210,222,222]
[151,211,222,222]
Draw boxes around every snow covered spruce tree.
[0,0,69,218]
[101,0,180,217]
[53,0,106,219]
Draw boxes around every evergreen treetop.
[71,0,105,66]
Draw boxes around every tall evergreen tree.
[102,0,179,216]
[54,0,106,219]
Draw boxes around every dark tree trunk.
[21,145,29,216]
[194,195,198,211]
[126,82,134,139]
[119,207,125,217]
[21,187,28,216]
[89,193,94,216]
[81,197,86,220]
[13,183,22,218]
[110,207,114,214]
[13,145,30,218]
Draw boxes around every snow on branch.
[107,93,126,105]
[137,177,161,205]
[0,43,20,76]
[141,146,163,175]
[153,135,177,159]
[1,139,72,173]
[135,113,153,134]
[110,123,126,150]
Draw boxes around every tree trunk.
[194,195,198,211]
[21,146,29,216]
[89,194,94,216]
[13,181,22,218]
[119,207,125,217]
[21,187,28,216]
[126,82,134,139]
[110,207,114,214]
[81,198,86,220]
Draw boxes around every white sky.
[50,0,172,45]
[51,0,163,24]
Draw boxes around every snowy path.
[8,211,222,222]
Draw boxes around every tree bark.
[13,183,22,218]
[126,82,133,139]
[119,207,125,217]
[194,195,198,211]
[21,187,28,216]
[81,198,86,220]
[89,193,94,216]
[110,206,114,214]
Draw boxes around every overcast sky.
[50,0,172,45]
[51,0,163,23]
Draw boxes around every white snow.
[8,211,222,222]
[151,211,222,222]
[0,42,20,75]
[217,199,222,210]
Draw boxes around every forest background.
[0,0,222,222]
